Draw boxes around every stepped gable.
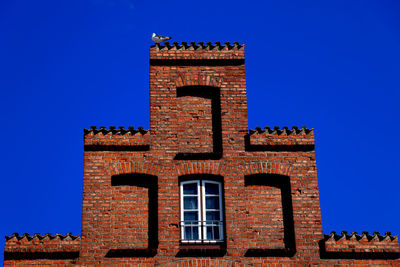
[150,42,245,60]
[84,126,150,149]
[323,231,399,254]
[5,42,399,265]
[247,126,315,147]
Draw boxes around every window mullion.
[201,180,207,241]
[218,182,223,241]
[180,181,184,241]
[198,180,203,241]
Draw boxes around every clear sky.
[1,0,399,263]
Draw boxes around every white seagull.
[152,33,172,43]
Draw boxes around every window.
[180,180,224,243]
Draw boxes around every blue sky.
[1,0,399,263]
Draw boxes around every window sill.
[176,242,226,257]
[180,240,224,244]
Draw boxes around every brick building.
[4,42,399,266]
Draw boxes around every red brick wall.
[4,42,399,266]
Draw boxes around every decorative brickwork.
[243,162,292,176]
[322,231,399,257]
[150,42,244,60]
[4,42,399,266]
[4,233,79,266]
[175,162,227,176]
[110,162,161,177]
[84,126,150,150]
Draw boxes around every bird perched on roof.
[152,33,172,43]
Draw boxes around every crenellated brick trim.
[246,127,315,151]
[175,162,228,177]
[323,231,399,254]
[174,73,223,88]
[150,42,245,61]
[151,42,244,51]
[243,162,292,177]
[4,233,80,258]
[110,162,161,177]
[84,126,150,150]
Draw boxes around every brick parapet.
[84,126,150,148]
[83,125,315,150]
[248,126,314,147]
[323,231,399,254]
[4,233,80,254]
[150,42,245,60]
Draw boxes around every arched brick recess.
[158,259,252,267]
[174,73,223,88]
[110,161,161,177]
[243,162,292,177]
[175,162,227,176]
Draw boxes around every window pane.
[183,196,198,209]
[206,226,220,240]
[183,183,197,195]
[206,196,219,209]
[205,183,219,195]
[184,211,198,221]
[206,211,220,221]
[184,226,199,240]
[181,180,224,242]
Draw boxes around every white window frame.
[180,179,224,243]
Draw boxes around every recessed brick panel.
[246,184,285,249]
[111,184,149,249]
[177,95,213,153]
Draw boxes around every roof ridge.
[5,232,80,241]
[84,126,149,136]
[151,42,244,50]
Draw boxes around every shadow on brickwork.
[84,145,150,151]
[174,86,222,160]
[318,240,400,260]
[244,174,296,257]
[106,174,158,258]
